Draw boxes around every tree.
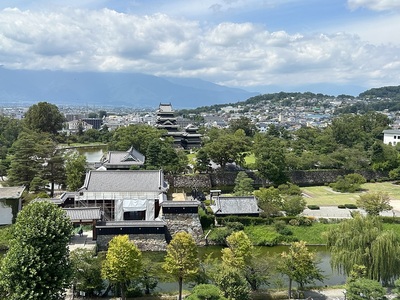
[222,231,253,270]
[254,134,289,185]
[278,241,324,298]
[0,201,73,300]
[221,231,271,291]
[254,187,283,217]
[282,195,307,216]
[140,257,159,295]
[327,215,400,284]
[24,102,66,134]
[233,172,254,196]
[345,265,386,300]
[203,129,249,169]
[162,231,199,300]
[65,152,87,191]
[212,265,250,300]
[108,124,164,154]
[70,248,105,297]
[101,235,142,300]
[356,191,392,216]
[194,148,211,173]
[229,117,257,137]
[7,131,42,189]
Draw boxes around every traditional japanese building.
[101,146,145,170]
[155,103,202,149]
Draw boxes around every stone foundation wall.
[169,169,389,189]
[96,233,167,252]
[163,213,205,246]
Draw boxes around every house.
[76,169,168,221]
[0,186,25,225]
[383,129,400,145]
[210,195,261,217]
[101,146,145,170]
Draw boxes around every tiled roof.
[105,147,145,166]
[80,170,167,192]
[0,186,25,199]
[64,207,102,221]
[161,200,200,207]
[210,196,260,215]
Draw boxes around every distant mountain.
[0,68,258,108]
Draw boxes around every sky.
[0,0,399,96]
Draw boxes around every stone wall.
[168,169,389,189]
[96,233,167,252]
[163,213,205,246]
[166,174,211,190]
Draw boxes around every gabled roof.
[383,129,400,134]
[158,103,174,113]
[210,196,260,215]
[104,146,145,167]
[79,170,168,193]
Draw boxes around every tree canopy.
[24,102,66,134]
[0,201,73,300]
[327,215,400,284]
[163,231,199,300]
[101,235,142,300]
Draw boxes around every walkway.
[69,230,96,252]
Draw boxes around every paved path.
[69,230,96,252]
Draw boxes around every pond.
[76,145,107,163]
[144,245,346,292]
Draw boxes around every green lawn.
[302,182,400,206]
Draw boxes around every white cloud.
[348,0,400,11]
[0,7,399,90]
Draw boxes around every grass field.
[301,182,400,206]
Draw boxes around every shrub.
[198,208,215,229]
[345,203,358,209]
[225,222,244,231]
[208,228,231,245]
[277,235,299,243]
[338,205,346,209]
[204,199,211,206]
[307,205,320,210]
[289,219,300,226]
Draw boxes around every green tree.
[109,124,164,153]
[229,117,257,137]
[140,257,159,295]
[101,235,142,300]
[194,148,211,173]
[254,134,289,185]
[327,215,400,284]
[162,231,199,300]
[7,131,42,189]
[222,231,253,270]
[65,152,87,191]
[282,195,307,216]
[345,264,386,300]
[221,231,271,291]
[70,248,105,297]
[212,265,250,300]
[254,187,283,217]
[203,129,249,169]
[233,172,254,196]
[24,102,66,134]
[0,201,73,300]
[346,278,386,300]
[278,241,324,298]
[356,191,392,216]
[186,284,227,300]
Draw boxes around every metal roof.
[64,207,102,221]
[80,170,168,192]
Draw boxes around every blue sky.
[0,0,399,96]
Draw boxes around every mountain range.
[0,68,259,109]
